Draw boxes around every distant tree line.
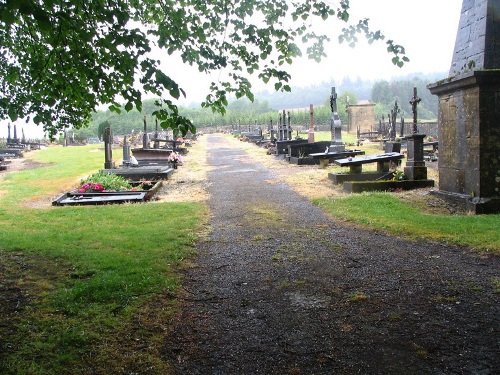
[74,73,444,139]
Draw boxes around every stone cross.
[409,87,421,134]
[391,101,399,139]
[330,87,337,113]
[329,87,342,144]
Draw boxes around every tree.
[97,120,111,140]
[0,0,408,138]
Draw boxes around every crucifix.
[329,87,342,145]
[409,87,421,134]
[330,87,337,113]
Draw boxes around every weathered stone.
[449,0,500,77]
[428,0,500,213]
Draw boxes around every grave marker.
[142,116,149,149]
[329,87,345,152]
[104,127,114,169]
[308,104,315,143]
[404,87,427,180]
[428,0,500,213]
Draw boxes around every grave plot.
[52,179,162,206]
[329,88,435,192]
[294,87,364,166]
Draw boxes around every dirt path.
[164,134,499,374]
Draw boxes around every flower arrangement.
[78,171,133,193]
[392,170,407,181]
[167,151,182,164]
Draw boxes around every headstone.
[104,127,114,169]
[390,101,399,140]
[278,111,284,141]
[428,0,500,213]
[286,111,292,140]
[329,87,345,152]
[269,118,276,141]
[122,136,131,165]
[7,123,11,143]
[308,104,315,143]
[142,116,149,149]
[404,87,427,180]
[154,118,160,149]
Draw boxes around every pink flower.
[78,188,86,193]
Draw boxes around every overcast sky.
[2,0,463,138]
[172,0,463,103]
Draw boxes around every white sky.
[1,0,463,139]
[173,0,463,103]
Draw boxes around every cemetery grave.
[327,87,435,193]
[52,169,164,206]
[51,124,195,206]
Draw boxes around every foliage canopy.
[0,0,408,138]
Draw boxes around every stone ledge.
[343,179,435,193]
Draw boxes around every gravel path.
[164,134,499,374]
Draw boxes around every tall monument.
[328,87,345,153]
[428,0,500,214]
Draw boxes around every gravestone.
[390,101,399,140]
[142,116,149,149]
[13,124,18,143]
[328,87,345,153]
[122,136,131,165]
[308,104,315,143]
[428,0,500,213]
[104,127,115,169]
[153,118,160,149]
[404,87,427,180]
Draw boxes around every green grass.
[314,192,500,253]
[0,144,206,374]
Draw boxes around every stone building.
[345,100,376,133]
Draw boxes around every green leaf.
[1,10,16,25]
[7,107,18,122]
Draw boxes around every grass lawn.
[234,131,500,254]
[0,144,207,374]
